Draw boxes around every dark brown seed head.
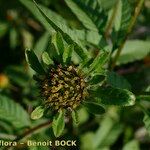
[40,65,88,111]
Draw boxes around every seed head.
[40,65,88,111]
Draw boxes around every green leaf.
[33,0,89,61]
[83,102,105,115]
[52,110,65,137]
[78,108,89,125]
[100,0,118,10]
[19,0,65,32]
[5,66,30,87]
[71,110,79,125]
[0,22,8,37]
[63,45,74,64]
[65,0,98,32]
[31,106,44,120]
[71,0,107,31]
[92,87,135,106]
[107,71,131,90]
[25,49,45,74]
[116,0,132,46]
[20,0,101,47]
[115,40,150,65]
[34,32,50,60]
[137,95,150,102]
[143,113,150,135]
[0,95,31,128]
[9,28,18,49]
[122,140,140,150]
[52,32,64,57]
[89,74,105,85]
[93,116,123,148]
[22,29,33,48]
[81,132,95,150]
[42,52,54,65]
[88,51,109,74]
[113,0,122,31]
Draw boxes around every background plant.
[0,0,150,150]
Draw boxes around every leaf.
[122,140,140,150]
[113,0,122,31]
[115,40,150,65]
[71,110,79,125]
[19,0,65,32]
[100,0,118,10]
[52,110,65,137]
[42,52,54,65]
[0,95,31,128]
[78,108,89,125]
[107,71,131,90]
[63,45,74,64]
[87,51,109,74]
[25,49,45,74]
[9,28,18,49]
[31,106,44,120]
[143,113,150,135]
[92,87,135,106]
[137,95,150,102]
[65,0,98,32]
[52,32,65,57]
[81,132,95,150]
[22,29,33,48]
[93,116,123,148]
[83,102,105,115]
[89,74,105,85]
[0,22,8,37]
[5,66,30,87]
[71,0,107,31]
[19,0,101,47]
[34,32,50,59]
[116,0,132,46]
[33,0,89,61]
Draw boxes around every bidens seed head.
[40,65,88,111]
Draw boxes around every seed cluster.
[41,65,88,110]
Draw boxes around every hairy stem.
[111,0,145,69]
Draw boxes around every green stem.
[111,0,145,69]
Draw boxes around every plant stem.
[111,0,145,69]
[4,120,51,150]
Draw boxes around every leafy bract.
[31,106,44,120]
[107,71,131,90]
[42,52,54,65]
[92,87,135,106]
[52,110,65,137]
[83,101,105,115]
[25,49,45,74]
[87,51,109,74]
